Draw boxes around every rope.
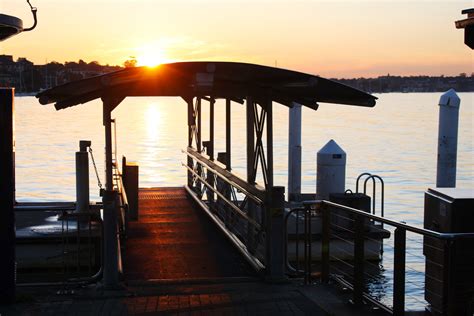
[88,147,103,190]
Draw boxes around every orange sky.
[1,0,473,77]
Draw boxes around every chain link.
[88,147,103,190]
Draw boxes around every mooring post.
[265,186,286,280]
[288,102,302,201]
[0,88,16,304]
[76,140,91,213]
[436,89,460,188]
[103,190,119,288]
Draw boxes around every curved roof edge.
[36,61,377,110]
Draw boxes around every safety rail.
[183,147,267,272]
[14,204,103,286]
[112,160,128,237]
[290,200,474,315]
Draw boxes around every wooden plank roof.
[36,61,377,110]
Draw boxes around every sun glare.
[136,43,171,67]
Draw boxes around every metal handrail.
[296,200,474,314]
[309,200,474,240]
[183,163,262,229]
[184,148,265,204]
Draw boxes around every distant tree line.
[1,55,473,94]
[334,73,474,93]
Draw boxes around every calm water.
[14,93,473,309]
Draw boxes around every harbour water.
[14,93,473,309]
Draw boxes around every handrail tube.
[284,208,305,274]
[183,164,261,229]
[311,200,474,239]
[185,148,265,203]
[184,185,265,273]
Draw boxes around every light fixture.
[0,0,37,41]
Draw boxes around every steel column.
[265,99,273,188]
[225,98,231,170]
[103,190,119,288]
[246,96,256,253]
[393,228,406,315]
[187,97,194,187]
[0,88,15,304]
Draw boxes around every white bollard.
[288,102,302,201]
[317,140,346,200]
[436,89,460,188]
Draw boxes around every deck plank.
[123,187,254,281]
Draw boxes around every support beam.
[187,97,194,187]
[226,98,231,170]
[0,88,15,304]
[246,96,256,253]
[266,99,273,189]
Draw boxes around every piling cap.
[439,89,461,108]
[317,139,346,165]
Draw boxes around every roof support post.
[101,95,123,289]
[206,97,215,206]
[246,96,257,254]
[225,98,232,170]
[265,98,274,189]
[187,97,194,188]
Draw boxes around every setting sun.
[135,43,171,67]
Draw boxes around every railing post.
[393,227,406,316]
[0,88,15,304]
[265,186,286,281]
[353,214,365,305]
[321,202,330,283]
[103,190,119,288]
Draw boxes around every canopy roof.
[36,61,377,110]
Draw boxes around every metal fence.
[286,200,474,315]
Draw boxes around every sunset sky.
[1,0,472,77]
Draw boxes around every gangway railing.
[183,147,267,273]
[287,200,474,315]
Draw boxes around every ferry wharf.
[1,62,473,315]
[2,189,389,316]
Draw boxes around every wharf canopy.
[36,61,377,109]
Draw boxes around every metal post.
[393,228,406,316]
[76,140,91,213]
[207,98,215,205]
[353,214,365,305]
[436,89,460,188]
[103,190,119,288]
[321,202,330,283]
[103,103,113,191]
[246,96,256,253]
[0,88,15,304]
[288,102,302,201]
[225,98,231,170]
[187,97,194,187]
[265,186,285,280]
[266,99,274,188]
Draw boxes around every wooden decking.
[123,187,254,281]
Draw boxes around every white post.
[316,140,346,200]
[436,89,460,188]
[288,102,302,201]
